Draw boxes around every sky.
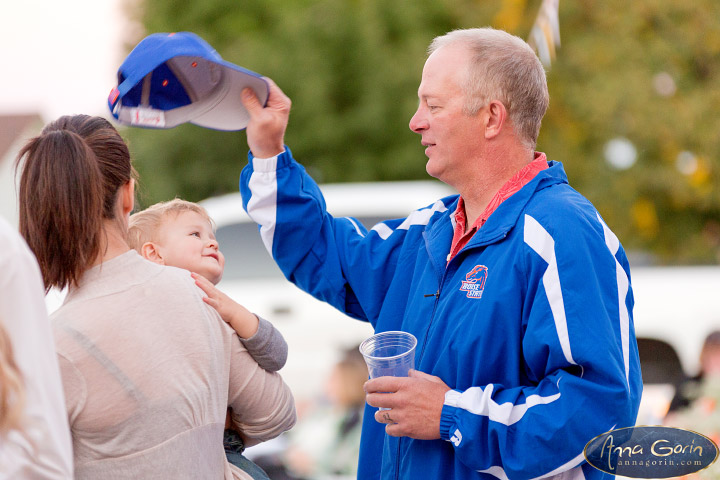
[0,0,129,122]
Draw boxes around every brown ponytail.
[16,115,135,292]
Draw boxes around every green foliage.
[539,0,720,263]
[124,0,720,263]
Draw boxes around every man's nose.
[409,109,428,133]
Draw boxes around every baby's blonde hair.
[0,319,25,435]
[128,198,214,252]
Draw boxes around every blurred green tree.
[539,0,720,264]
[122,0,720,264]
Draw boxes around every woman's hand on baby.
[191,273,259,339]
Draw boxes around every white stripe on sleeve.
[597,213,631,388]
[370,200,448,240]
[444,384,561,426]
[246,156,279,255]
[523,214,577,367]
[477,451,586,480]
[344,217,366,237]
[529,453,587,480]
[477,466,510,480]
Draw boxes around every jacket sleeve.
[239,147,415,324]
[438,212,643,479]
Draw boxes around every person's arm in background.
[0,217,74,479]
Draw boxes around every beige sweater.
[52,250,296,479]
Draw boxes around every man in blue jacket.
[239,28,642,480]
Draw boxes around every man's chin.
[425,162,442,182]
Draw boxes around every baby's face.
[155,211,225,284]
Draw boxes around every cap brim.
[189,61,268,131]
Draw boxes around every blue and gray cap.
[108,32,267,131]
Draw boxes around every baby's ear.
[141,242,165,265]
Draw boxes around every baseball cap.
[108,32,268,131]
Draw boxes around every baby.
[128,198,287,479]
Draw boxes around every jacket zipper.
[393,229,506,478]
[418,288,441,363]
[394,286,442,480]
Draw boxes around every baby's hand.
[191,273,259,339]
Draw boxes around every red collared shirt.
[448,153,548,263]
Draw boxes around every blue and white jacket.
[240,148,642,480]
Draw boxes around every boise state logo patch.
[459,265,488,298]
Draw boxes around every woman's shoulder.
[128,253,197,290]
[142,261,211,306]
[150,262,195,286]
[57,252,211,319]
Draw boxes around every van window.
[217,216,393,281]
[216,222,283,280]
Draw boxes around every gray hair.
[429,28,549,149]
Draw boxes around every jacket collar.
[423,160,568,272]
[467,160,567,246]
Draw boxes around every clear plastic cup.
[359,331,417,379]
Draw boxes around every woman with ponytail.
[0,215,73,479]
[16,115,295,480]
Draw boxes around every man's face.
[154,211,225,284]
[409,44,485,187]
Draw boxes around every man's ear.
[141,242,165,265]
[484,100,508,140]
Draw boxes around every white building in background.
[0,114,42,226]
